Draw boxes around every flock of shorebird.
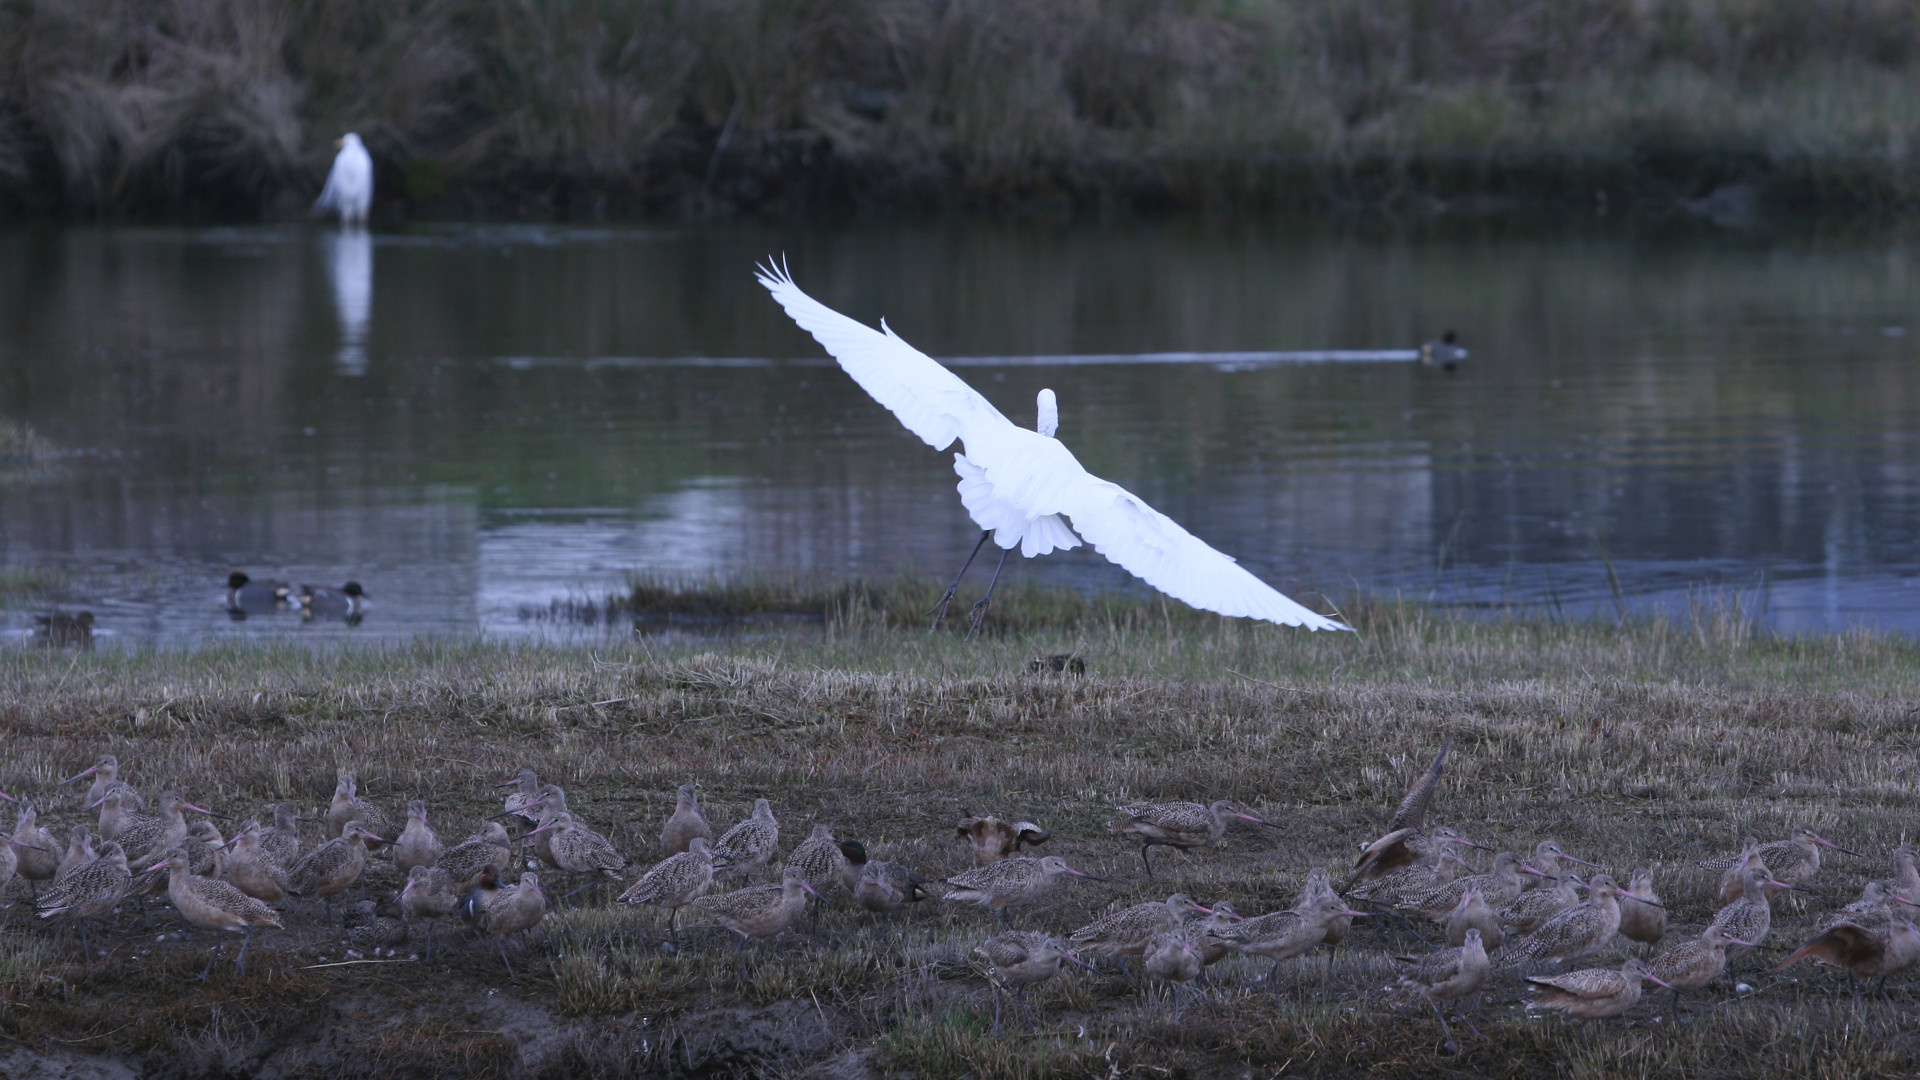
[4,742,1914,1045]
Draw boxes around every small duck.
[1420,330,1468,372]
[226,572,293,613]
[299,582,367,621]
[34,611,94,648]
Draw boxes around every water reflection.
[322,229,372,376]
[0,218,1916,645]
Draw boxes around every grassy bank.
[2,592,1919,1076]
[3,0,1920,220]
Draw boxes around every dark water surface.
[1,218,1917,645]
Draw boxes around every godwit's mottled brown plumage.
[1821,880,1915,937]
[289,820,386,922]
[1218,893,1366,992]
[117,790,223,870]
[974,931,1084,1033]
[1498,871,1584,936]
[620,837,718,941]
[327,774,394,848]
[1346,841,1464,907]
[499,768,543,824]
[1519,840,1597,886]
[476,871,548,979]
[1774,918,1920,992]
[1389,738,1453,833]
[400,865,460,959]
[531,813,626,888]
[1755,824,1861,886]
[956,813,1051,866]
[1527,958,1668,1019]
[1143,929,1204,1021]
[712,798,780,878]
[150,844,283,979]
[1649,925,1752,1018]
[55,825,96,883]
[1869,844,1920,903]
[944,855,1100,922]
[1191,902,1243,967]
[1403,851,1524,921]
[1501,873,1624,968]
[34,842,132,957]
[1293,867,1349,947]
[223,821,291,903]
[6,798,60,885]
[1069,893,1204,959]
[788,824,850,897]
[1618,867,1666,948]
[395,800,444,873]
[1344,826,1482,894]
[345,900,409,952]
[1111,799,1279,879]
[1703,836,1765,905]
[1396,927,1491,1047]
[1710,866,1795,961]
[660,784,712,856]
[258,803,303,867]
[437,822,512,889]
[695,865,817,980]
[1445,887,1504,950]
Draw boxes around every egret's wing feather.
[756,261,1011,450]
[1062,472,1349,630]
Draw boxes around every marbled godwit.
[395,800,444,873]
[222,822,290,903]
[55,825,97,882]
[956,813,1050,866]
[1191,902,1244,970]
[258,803,304,867]
[620,837,719,943]
[850,855,934,929]
[1702,836,1765,906]
[1706,825,1859,893]
[148,844,283,979]
[974,931,1085,1034]
[1822,880,1918,937]
[1068,894,1207,977]
[1218,893,1369,994]
[1389,739,1453,833]
[1526,958,1670,1019]
[498,769,542,824]
[1344,826,1484,893]
[525,812,626,899]
[345,900,409,953]
[1293,868,1349,979]
[789,824,851,899]
[89,784,139,842]
[1518,840,1597,885]
[326,774,395,847]
[1618,867,1666,949]
[521,784,590,868]
[1649,925,1754,1019]
[693,865,818,981]
[1775,918,1920,1000]
[1444,888,1504,951]
[1868,844,1920,902]
[943,856,1104,923]
[1501,873,1630,969]
[400,865,460,959]
[660,784,712,856]
[712,798,780,879]
[59,754,143,815]
[288,820,387,924]
[4,797,60,889]
[112,790,226,870]
[1110,799,1281,879]
[1402,851,1524,921]
[1142,929,1203,1022]
[1346,842,1466,909]
[437,822,513,889]
[34,842,132,958]
[1497,870,1583,937]
[476,871,548,979]
[1395,927,1491,1049]
[1710,866,1797,962]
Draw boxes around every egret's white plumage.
[315,133,373,226]
[756,262,1348,630]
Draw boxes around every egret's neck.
[1036,389,1059,438]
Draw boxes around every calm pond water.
[1,217,1917,646]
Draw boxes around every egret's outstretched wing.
[757,261,1011,450]
[1060,472,1350,630]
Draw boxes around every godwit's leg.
[734,933,750,983]
[990,984,1004,1035]
[200,940,219,982]
[1139,841,1157,881]
[1170,983,1185,1025]
[234,925,253,975]
[928,530,991,630]
[77,918,90,960]
[561,878,601,903]
[964,547,1012,642]
[1425,995,1456,1051]
[425,920,435,961]
[497,935,517,980]
[1669,987,1682,1022]
[666,906,680,945]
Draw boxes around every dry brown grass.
[0,595,1918,1075]
[2,0,1920,217]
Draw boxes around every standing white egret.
[315,133,374,227]
[756,262,1350,636]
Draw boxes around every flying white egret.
[756,262,1351,637]
[315,133,374,227]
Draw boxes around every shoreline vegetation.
[3,0,1920,222]
[2,585,1919,1076]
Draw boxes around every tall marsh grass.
[2,0,1919,218]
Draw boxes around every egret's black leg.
[928,530,991,630]
[965,547,1012,642]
